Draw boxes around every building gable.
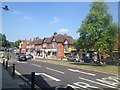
[64,40,69,45]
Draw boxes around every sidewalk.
[34,56,67,61]
[1,62,31,90]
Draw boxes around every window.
[52,43,57,49]
[43,43,47,48]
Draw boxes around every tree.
[0,33,22,48]
[0,33,8,47]
[105,23,119,57]
[72,39,79,51]
[9,42,15,47]
[77,1,118,65]
[14,40,22,48]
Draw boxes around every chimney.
[54,32,57,36]
[36,37,39,39]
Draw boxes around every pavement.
[34,56,67,61]
[1,60,31,90]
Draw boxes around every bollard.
[6,60,8,70]
[31,72,35,90]
[3,59,5,66]
[12,64,15,76]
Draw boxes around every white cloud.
[23,16,33,20]
[58,28,69,33]
[49,17,60,24]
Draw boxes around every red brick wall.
[57,43,64,57]
[21,40,27,49]
[21,40,31,52]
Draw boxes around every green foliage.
[9,42,15,47]
[72,39,80,51]
[0,33,7,47]
[14,40,22,48]
[77,1,118,56]
[0,33,22,48]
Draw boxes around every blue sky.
[1,2,118,42]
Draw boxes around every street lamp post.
[2,5,10,64]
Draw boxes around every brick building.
[42,32,74,58]
[113,32,120,59]
[27,37,42,55]
[19,39,31,53]
[25,32,74,58]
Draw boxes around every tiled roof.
[34,38,43,45]
[53,34,73,44]
[28,38,42,45]
[43,37,52,43]
[42,33,73,44]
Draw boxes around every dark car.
[18,54,27,61]
[82,56,91,63]
[15,52,19,55]
[26,54,33,60]
[67,56,79,62]
[102,57,119,65]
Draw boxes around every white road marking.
[79,77,116,88]
[46,67,64,74]
[74,82,99,89]
[108,76,119,82]
[68,68,96,76]
[17,61,27,63]
[67,84,80,89]
[35,73,61,82]
[8,60,16,62]
[96,78,118,87]
[31,64,41,67]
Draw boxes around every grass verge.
[36,59,119,75]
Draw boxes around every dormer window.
[64,40,68,45]
[53,38,56,42]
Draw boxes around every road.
[5,52,119,90]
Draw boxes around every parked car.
[67,56,80,62]
[82,56,89,63]
[17,54,27,61]
[102,57,119,65]
[26,54,33,60]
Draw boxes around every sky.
[1,1,119,42]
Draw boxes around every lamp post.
[2,5,10,63]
